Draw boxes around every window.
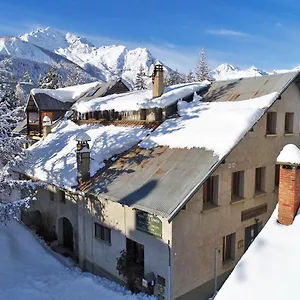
[95,223,111,244]
[86,88,99,97]
[284,112,294,134]
[49,191,55,201]
[60,190,66,203]
[266,112,277,135]
[275,164,280,188]
[232,171,244,200]
[255,167,266,194]
[222,233,235,263]
[203,175,219,208]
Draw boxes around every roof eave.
[168,72,300,222]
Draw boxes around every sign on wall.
[241,204,267,221]
[136,210,162,238]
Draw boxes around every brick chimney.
[43,115,52,137]
[152,64,164,98]
[76,132,91,183]
[277,144,300,225]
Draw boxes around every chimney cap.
[277,144,300,165]
[43,115,51,126]
[76,132,91,142]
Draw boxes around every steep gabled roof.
[28,81,101,111]
[72,81,211,113]
[82,72,300,221]
[29,93,74,111]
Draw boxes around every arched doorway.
[58,217,74,252]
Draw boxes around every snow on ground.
[215,205,300,300]
[0,220,153,300]
[140,92,279,158]
[18,120,148,189]
[277,144,300,165]
[31,81,100,103]
[72,81,210,113]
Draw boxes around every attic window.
[284,112,294,134]
[86,88,98,97]
[203,175,219,209]
[266,112,277,135]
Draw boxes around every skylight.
[86,88,99,97]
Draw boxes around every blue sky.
[1,0,300,72]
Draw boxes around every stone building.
[17,69,300,300]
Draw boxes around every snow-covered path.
[0,221,152,300]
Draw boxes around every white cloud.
[206,29,250,37]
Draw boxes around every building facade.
[21,73,300,300]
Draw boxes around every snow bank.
[31,81,100,103]
[0,221,153,300]
[215,205,300,300]
[20,120,148,189]
[277,144,300,165]
[72,81,210,113]
[140,92,279,158]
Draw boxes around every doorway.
[60,217,74,251]
[244,222,262,252]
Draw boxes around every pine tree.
[186,70,195,83]
[164,69,182,86]
[38,66,62,89]
[15,82,28,107]
[22,71,33,83]
[134,65,147,90]
[0,83,37,223]
[195,49,210,82]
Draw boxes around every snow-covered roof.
[31,81,101,103]
[18,120,149,190]
[71,81,210,113]
[1,220,154,300]
[215,205,300,300]
[277,144,300,165]
[140,92,279,158]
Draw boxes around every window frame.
[266,112,277,135]
[60,190,66,203]
[222,233,235,263]
[255,167,266,194]
[50,190,55,201]
[284,112,294,134]
[231,171,244,200]
[94,223,111,245]
[203,175,219,209]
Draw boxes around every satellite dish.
[148,64,155,77]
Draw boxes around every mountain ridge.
[0,26,299,87]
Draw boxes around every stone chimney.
[43,115,52,137]
[152,64,164,98]
[76,132,91,183]
[277,144,300,225]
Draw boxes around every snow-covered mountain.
[0,27,170,87]
[211,63,269,81]
[19,27,169,85]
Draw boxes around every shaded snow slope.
[140,92,279,158]
[18,27,171,86]
[215,205,300,300]
[20,120,149,189]
[72,81,210,113]
[0,221,153,300]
